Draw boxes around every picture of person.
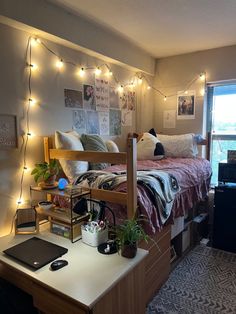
[83,85,96,110]
[177,91,195,120]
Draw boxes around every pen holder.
[81,226,108,247]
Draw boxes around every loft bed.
[43,135,211,304]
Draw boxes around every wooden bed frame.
[43,136,208,304]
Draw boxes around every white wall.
[0,0,155,75]
[0,23,155,236]
[154,45,236,135]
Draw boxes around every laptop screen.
[3,237,68,270]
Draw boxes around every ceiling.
[49,0,236,58]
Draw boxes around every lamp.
[73,197,117,254]
[72,197,116,226]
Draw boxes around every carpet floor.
[146,245,236,314]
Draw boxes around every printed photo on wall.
[109,86,120,109]
[120,91,136,111]
[64,89,83,108]
[83,85,96,110]
[86,110,99,134]
[109,109,121,136]
[98,111,109,136]
[177,90,195,120]
[72,110,86,134]
[0,114,17,149]
[121,110,132,126]
[95,78,109,111]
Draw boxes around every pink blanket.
[106,157,212,234]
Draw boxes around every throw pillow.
[137,132,165,160]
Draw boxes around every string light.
[78,67,85,77]
[184,90,188,94]
[118,85,124,93]
[29,63,38,71]
[147,86,151,90]
[28,98,36,106]
[56,59,64,69]
[16,198,24,205]
[95,67,102,75]
[200,73,205,81]
[23,166,30,173]
[164,96,167,101]
[31,37,41,46]
[138,78,143,85]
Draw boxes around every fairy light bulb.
[147,86,151,90]
[56,59,64,69]
[200,73,205,81]
[118,85,124,93]
[31,37,41,47]
[164,96,167,101]
[27,132,34,138]
[138,78,143,85]
[184,90,188,94]
[79,67,85,77]
[17,198,24,205]
[30,63,38,71]
[23,166,30,173]
[95,67,101,75]
[28,98,36,106]
[108,70,113,76]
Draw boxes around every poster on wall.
[83,85,96,110]
[64,89,83,108]
[163,110,176,128]
[177,90,195,120]
[72,110,86,133]
[120,91,136,111]
[0,114,17,149]
[86,110,99,134]
[98,111,109,135]
[95,78,109,111]
[109,86,120,109]
[121,110,132,126]
[109,109,121,136]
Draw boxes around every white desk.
[0,226,148,314]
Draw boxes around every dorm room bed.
[43,136,211,303]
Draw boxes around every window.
[207,84,236,185]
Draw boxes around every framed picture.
[177,90,195,120]
[0,114,18,149]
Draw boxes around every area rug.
[147,245,236,314]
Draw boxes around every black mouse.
[50,259,68,271]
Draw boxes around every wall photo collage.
[64,74,136,136]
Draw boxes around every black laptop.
[3,237,68,270]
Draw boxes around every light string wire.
[10,37,33,233]
[33,36,206,99]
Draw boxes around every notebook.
[3,237,68,270]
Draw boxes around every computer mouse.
[50,259,68,271]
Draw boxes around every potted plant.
[115,218,149,258]
[31,159,60,186]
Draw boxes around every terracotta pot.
[121,243,137,258]
[44,174,56,185]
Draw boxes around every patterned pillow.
[157,133,198,157]
[105,140,119,153]
[80,134,108,170]
[55,130,88,182]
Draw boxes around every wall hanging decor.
[0,114,18,149]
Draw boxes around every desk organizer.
[81,226,108,247]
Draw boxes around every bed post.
[44,137,50,163]
[127,138,137,219]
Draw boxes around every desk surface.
[0,225,147,309]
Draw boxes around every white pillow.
[55,130,88,182]
[156,133,198,158]
[137,133,164,160]
[105,140,119,153]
